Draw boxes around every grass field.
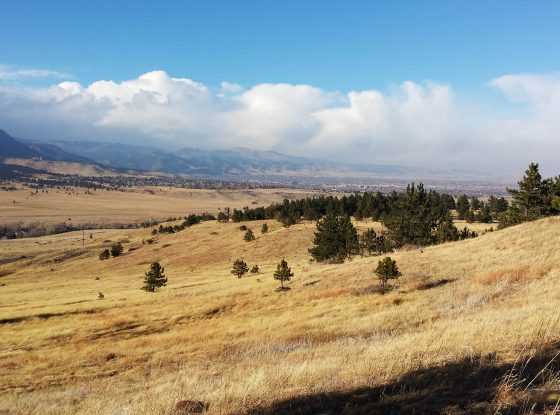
[0,186,317,226]
[1,212,560,414]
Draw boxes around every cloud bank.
[1,69,559,175]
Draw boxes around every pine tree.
[231,259,249,278]
[435,215,459,242]
[244,229,255,242]
[110,242,123,257]
[456,195,470,220]
[250,265,260,274]
[99,249,110,260]
[261,223,269,234]
[142,262,167,292]
[273,259,294,289]
[359,228,377,256]
[309,211,358,262]
[375,257,402,292]
[508,162,545,219]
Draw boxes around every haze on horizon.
[1,1,560,176]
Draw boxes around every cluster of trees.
[499,163,560,228]
[456,194,508,223]
[153,213,215,235]
[99,242,124,260]
[231,258,292,289]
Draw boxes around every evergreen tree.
[273,258,294,289]
[244,229,255,242]
[309,211,358,262]
[99,249,110,260]
[142,262,167,292]
[250,265,260,274]
[231,259,249,278]
[435,215,460,242]
[359,228,377,256]
[261,223,269,234]
[375,257,402,292]
[508,162,545,219]
[477,203,493,223]
[470,197,481,210]
[110,242,123,257]
[456,195,470,219]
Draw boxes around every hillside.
[1,216,560,414]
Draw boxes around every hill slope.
[1,217,560,414]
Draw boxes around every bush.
[375,257,402,292]
[231,259,249,278]
[99,249,110,260]
[250,265,260,274]
[244,229,255,242]
[261,223,269,234]
[239,225,248,231]
[110,242,124,257]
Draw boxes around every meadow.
[1,207,559,414]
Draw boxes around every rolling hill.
[1,216,559,414]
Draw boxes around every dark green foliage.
[273,259,294,289]
[375,257,402,292]
[309,211,358,262]
[142,262,167,292]
[231,259,249,278]
[435,215,460,242]
[250,265,260,274]
[244,229,255,241]
[110,242,123,257]
[217,211,229,223]
[456,195,470,219]
[459,227,478,239]
[261,223,269,234]
[470,197,481,210]
[508,162,545,219]
[359,228,393,256]
[477,204,493,223]
[99,249,110,260]
[382,183,450,246]
[239,225,248,231]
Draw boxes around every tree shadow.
[246,344,560,415]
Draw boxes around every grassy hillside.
[0,186,316,226]
[1,217,560,414]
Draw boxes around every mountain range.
[0,129,412,179]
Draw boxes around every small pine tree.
[250,265,260,274]
[231,259,249,278]
[261,223,269,234]
[456,195,470,219]
[110,242,123,257]
[375,257,402,292]
[142,262,167,292]
[244,229,255,242]
[273,259,294,289]
[99,249,110,260]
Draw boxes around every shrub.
[244,229,255,242]
[231,259,249,278]
[239,225,248,231]
[250,265,260,274]
[261,223,269,234]
[375,257,402,292]
[110,242,124,257]
[142,262,167,292]
[99,249,110,260]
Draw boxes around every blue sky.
[1,1,560,174]
[2,1,560,90]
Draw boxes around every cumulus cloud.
[0,69,559,174]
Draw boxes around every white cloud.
[0,65,72,81]
[1,69,559,174]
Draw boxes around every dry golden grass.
[0,186,317,225]
[1,216,560,414]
